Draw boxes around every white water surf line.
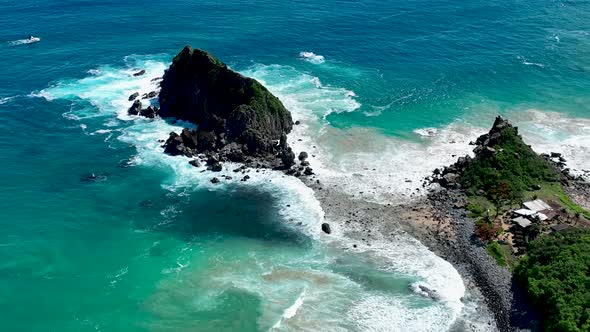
[271,288,306,329]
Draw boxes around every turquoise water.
[1,0,589,331]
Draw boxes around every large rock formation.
[158,46,294,167]
[433,116,559,198]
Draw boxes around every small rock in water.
[188,159,201,167]
[298,151,308,161]
[142,91,158,99]
[133,69,146,77]
[128,92,139,101]
[127,100,142,115]
[241,175,250,182]
[80,172,107,182]
[210,177,220,184]
[321,223,331,234]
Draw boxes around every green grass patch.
[557,191,590,220]
[467,195,496,218]
[487,242,507,266]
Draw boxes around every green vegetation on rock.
[159,46,293,157]
[515,229,590,331]
[459,117,558,203]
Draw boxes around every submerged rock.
[133,69,146,77]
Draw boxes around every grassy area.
[486,241,507,266]
[467,195,496,218]
[487,241,518,269]
[557,191,590,220]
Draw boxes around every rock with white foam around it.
[128,92,139,101]
[127,100,142,115]
[321,223,331,234]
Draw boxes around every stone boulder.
[139,106,159,118]
[321,223,331,234]
[298,151,308,161]
[127,100,142,115]
[142,91,158,99]
[128,92,139,101]
[163,132,194,157]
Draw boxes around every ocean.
[1,0,589,331]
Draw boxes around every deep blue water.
[1,0,589,331]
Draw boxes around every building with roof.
[523,199,552,212]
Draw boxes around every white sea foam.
[0,96,15,105]
[413,127,438,137]
[272,288,306,328]
[299,51,325,64]
[517,55,545,68]
[509,109,590,180]
[243,63,479,203]
[7,37,40,46]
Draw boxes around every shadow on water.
[141,183,313,248]
[329,254,417,297]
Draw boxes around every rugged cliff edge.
[157,46,295,167]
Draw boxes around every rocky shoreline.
[125,48,588,331]
[300,175,514,332]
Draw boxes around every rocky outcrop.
[127,100,142,115]
[128,92,139,101]
[140,106,159,118]
[157,46,294,167]
[142,91,157,99]
[432,116,557,193]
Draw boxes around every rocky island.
[128,46,302,173]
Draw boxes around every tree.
[514,229,590,331]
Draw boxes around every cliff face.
[158,46,293,158]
